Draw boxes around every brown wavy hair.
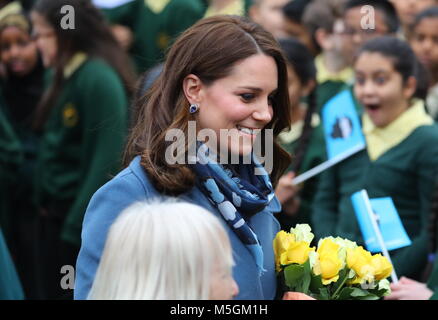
[124,15,292,195]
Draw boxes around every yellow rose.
[280,241,315,266]
[315,239,343,285]
[273,231,295,271]
[347,246,374,283]
[370,254,393,280]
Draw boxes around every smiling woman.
[75,15,292,300]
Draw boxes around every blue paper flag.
[351,190,412,253]
[322,90,366,160]
[293,90,366,185]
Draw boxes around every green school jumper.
[312,124,438,280]
[34,54,128,247]
[102,0,205,72]
[277,118,326,231]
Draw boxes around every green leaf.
[349,287,381,300]
[317,287,330,300]
[301,260,312,294]
[337,287,355,300]
[356,294,380,300]
[350,287,370,297]
[368,287,390,298]
[335,287,379,300]
[310,274,324,293]
[284,264,305,291]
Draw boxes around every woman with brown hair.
[75,15,292,300]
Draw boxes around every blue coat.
[74,156,281,300]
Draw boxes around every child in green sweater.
[30,0,135,299]
[312,36,438,280]
[0,10,45,299]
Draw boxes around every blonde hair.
[87,199,234,300]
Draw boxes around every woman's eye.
[240,93,254,102]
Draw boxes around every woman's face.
[354,52,415,128]
[411,17,438,71]
[30,12,57,67]
[191,54,278,156]
[0,26,38,77]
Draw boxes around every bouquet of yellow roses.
[273,224,393,300]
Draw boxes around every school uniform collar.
[315,54,353,84]
[362,99,433,161]
[204,0,245,18]
[63,52,88,79]
[144,0,171,14]
[278,113,320,145]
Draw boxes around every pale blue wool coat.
[74,156,281,300]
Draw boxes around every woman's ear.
[403,76,417,100]
[183,74,203,104]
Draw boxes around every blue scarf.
[191,143,276,275]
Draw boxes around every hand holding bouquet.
[274,224,393,300]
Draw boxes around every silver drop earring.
[189,103,199,114]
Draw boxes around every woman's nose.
[253,102,273,124]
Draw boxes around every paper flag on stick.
[351,190,412,253]
[293,90,366,185]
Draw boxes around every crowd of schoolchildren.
[1,0,438,300]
